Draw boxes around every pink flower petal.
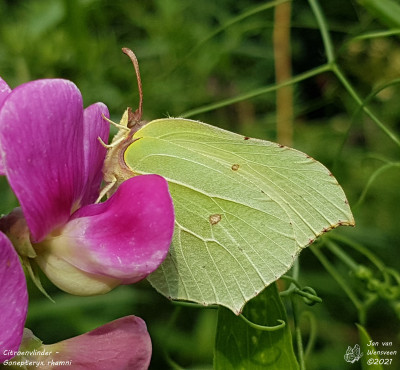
[0,77,11,108]
[80,102,110,206]
[29,316,151,370]
[0,77,11,175]
[0,232,28,362]
[54,175,174,283]
[0,79,86,242]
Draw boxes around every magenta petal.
[0,77,11,108]
[0,232,28,362]
[0,79,86,242]
[0,77,12,175]
[44,316,151,370]
[0,160,4,176]
[61,175,174,283]
[80,102,110,206]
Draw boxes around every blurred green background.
[0,0,399,369]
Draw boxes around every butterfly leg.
[96,176,117,203]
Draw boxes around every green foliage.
[356,323,382,370]
[214,283,299,369]
[0,0,399,369]
[358,0,400,28]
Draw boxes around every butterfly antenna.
[122,47,143,123]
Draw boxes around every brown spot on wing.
[209,214,222,225]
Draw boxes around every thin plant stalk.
[274,1,293,146]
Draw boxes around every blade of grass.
[181,63,330,117]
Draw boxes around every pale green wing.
[125,118,354,314]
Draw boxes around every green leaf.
[214,283,299,369]
[358,0,400,28]
[124,118,354,313]
[22,257,54,303]
[356,323,383,370]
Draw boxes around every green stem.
[165,0,291,76]
[328,233,386,273]
[239,315,286,331]
[354,161,400,208]
[280,274,302,289]
[181,64,330,117]
[308,0,335,63]
[332,64,400,147]
[279,274,302,296]
[312,242,374,325]
[280,276,322,304]
[310,244,363,311]
[292,296,306,370]
[325,239,359,272]
[294,288,322,304]
[356,78,400,116]
[308,0,400,148]
[164,352,185,370]
[194,0,290,52]
[349,29,400,41]
[301,311,317,362]
[162,307,184,368]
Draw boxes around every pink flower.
[0,76,174,358]
[7,316,152,370]
[0,231,28,363]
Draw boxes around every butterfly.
[99,48,354,314]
